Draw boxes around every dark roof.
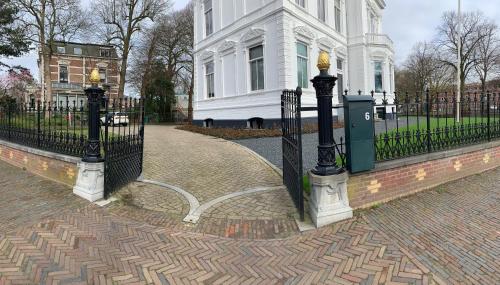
[51,41,119,59]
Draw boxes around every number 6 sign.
[365,112,370,121]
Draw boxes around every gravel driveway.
[235,117,423,171]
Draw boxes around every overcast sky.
[3,0,500,75]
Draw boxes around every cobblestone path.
[142,126,283,203]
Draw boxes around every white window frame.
[296,42,309,89]
[59,65,69,83]
[317,0,326,22]
[248,44,265,92]
[57,46,66,54]
[100,49,111,57]
[99,67,107,84]
[336,57,344,100]
[295,0,306,9]
[204,0,213,37]
[374,61,384,93]
[74,47,82,55]
[334,0,342,33]
[205,61,215,99]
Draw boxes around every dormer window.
[57,46,66,54]
[74,47,82,55]
[100,49,111,57]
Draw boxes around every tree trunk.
[187,68,194,123]
[118,40,130,98]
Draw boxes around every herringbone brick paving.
[0,205,429,285]
[365,168,500,285]
[142,126,283,203]
[1,151,499,284]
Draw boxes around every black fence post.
[487,91,491,141]
[311,51,342,176]
[82,71,105,163]
[426,89,431,153]
[7,101,12,141]
[37,100,41,147]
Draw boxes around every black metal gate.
[281,88,304,220]
[102,98,145,198]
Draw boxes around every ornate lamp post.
[82,68,105,163]
[311,51,343,176]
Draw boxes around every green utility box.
[343,95,375,173]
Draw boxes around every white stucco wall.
[194,0,394,124]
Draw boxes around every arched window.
[204,118,214,128]
[248,117,264,129]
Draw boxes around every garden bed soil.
[176,122,343,140]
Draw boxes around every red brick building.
[42,41,121,107]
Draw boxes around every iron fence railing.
[0,99,88,157]
[102,97,145,198]
[374,90,500,162]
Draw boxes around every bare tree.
[473,21,500,93]
[399,42,454,96]
[435,11,490,92]
[93,0,170,97]
[15,0,88,103]
[128,26,160,97]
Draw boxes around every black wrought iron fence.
[0,99,88,157]
[374,90,500,161]
[102,97,144,198]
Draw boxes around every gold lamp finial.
[317,51,331,71]
[89,68,100,85]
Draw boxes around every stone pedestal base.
[73,161,105,202]
[309,171,353,228]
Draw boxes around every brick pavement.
[0,162,87,234]
[142,126,283,203]
[0,152,499,284]
[108,186,300,239]
[365,167,500,285]
[0,206,428,284]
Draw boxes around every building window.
[249,45,264,91]
[318,0,326,22]
[99,68,107,83]
[374,61,383,93]
[295,0,305,8]
[100,49,111,57]
[334,0,341,32]
[74,47,82,55]
[205,61,215,98]
[337,58,344,102]
[59,65,68,83]
[204,0,213,36]
[57,46,66,54]
[389,63,393,92]
[296,42,308,88]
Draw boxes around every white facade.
[193,0,395,127]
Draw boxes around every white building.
[193,0,395,128]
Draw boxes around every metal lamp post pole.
[82,68,105,163]
[456,0,462,123]
[311,51,342,176]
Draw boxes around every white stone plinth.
[309,171,353,228]
[73,161,105,202]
